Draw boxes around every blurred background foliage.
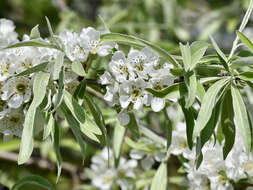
[0,0,253,189]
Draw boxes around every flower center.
[16,83,27,93]
[131,88,141,99]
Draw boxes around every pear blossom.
[0,18,18,48]
[79,27,116,56]
[87,148,137,190]
[0,109,24,138]
[1,77,31,108]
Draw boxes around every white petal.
[117,110,130,126]
[151,97,165,112]
[8,94,23,108]
[119,95,131,109]
[141,156,155,170]
[129,149,144,160]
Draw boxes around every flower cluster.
[100,47,175,125]
[85,148,137,190]
[168,107,253,190]
[0,18,115,138]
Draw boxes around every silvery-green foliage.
[2,0,253,189]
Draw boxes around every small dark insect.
[0,184,9,190]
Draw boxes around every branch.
[0,151,80,186]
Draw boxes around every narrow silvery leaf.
[179,84,195,149]
[52,120,62,183]
[180,43,191,71]
[185,71,197,108]
[113,122,126,166]
[100,33,181,68]
[53,52,64,80]
[193,78,229,139]
[231,83,252,152]
[80,115,102,135]
[84,94,108,146]
[43,113,54,140]
[150,162,167,190]
[64,90,86,124]
[18,72,50,164]
[30,25,40,40]
[81,127,100,143]
[139,125,165,146]
[15,62,49,77]
[5,39,58,50]
[52,68,64,112]
[11,175,55,190]
[221,90,235,159]
[72,61,86,76]
[60,102,86,161]
[73,80,86,100]
[145,83,179,98]
[190,41,209,70]
[237,31,253,53]
[45,16,54,38]
[210,35,228,63]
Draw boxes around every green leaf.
[150,162,167,190]
[231,56,253,68]
[53,52,64,80]
[5,39,58,49]
[51,120,62,183]
[113,122,126,167]
[11,175,55,190]
[139,125,165,146]
[73,80,86,100]
[45,16,55,38]
[185,71,197,108]
[197,81,205,101]
[179,84,195,149]
[64,90,86,124]
[84,94,108,145]
[72,61,86,76]
[193,78,230,139]
[190,41,209,70]
[231,83,252,152]
[210,35,228,63]
[240,71,253,82]
[126,113,140,139]
[30,25,40,40]
[237,31,253,53]
[52,68,65,113]
[145,83,179,98]
[80,115,102,135]
[60,102,86,161]
[180,43,191,71]
[43,113,54,140]
[125,137,151,152]
[15,62,49,77]
[221,90,235,159]
[100,33,181,68]
[200,99,222,148]
[18,72,50,164]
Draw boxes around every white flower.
[108,51,129,83]
[119,78,150,110]
[59,30,88,62]
[0,51,16,82]
[1,77,31,108]
[89,148,137,190]
[126,47,158,80]
[80,27,115,56]
[0,109,24,138]
[117,110,130,126]
[129,137,166,170]
[0,19,18,48]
